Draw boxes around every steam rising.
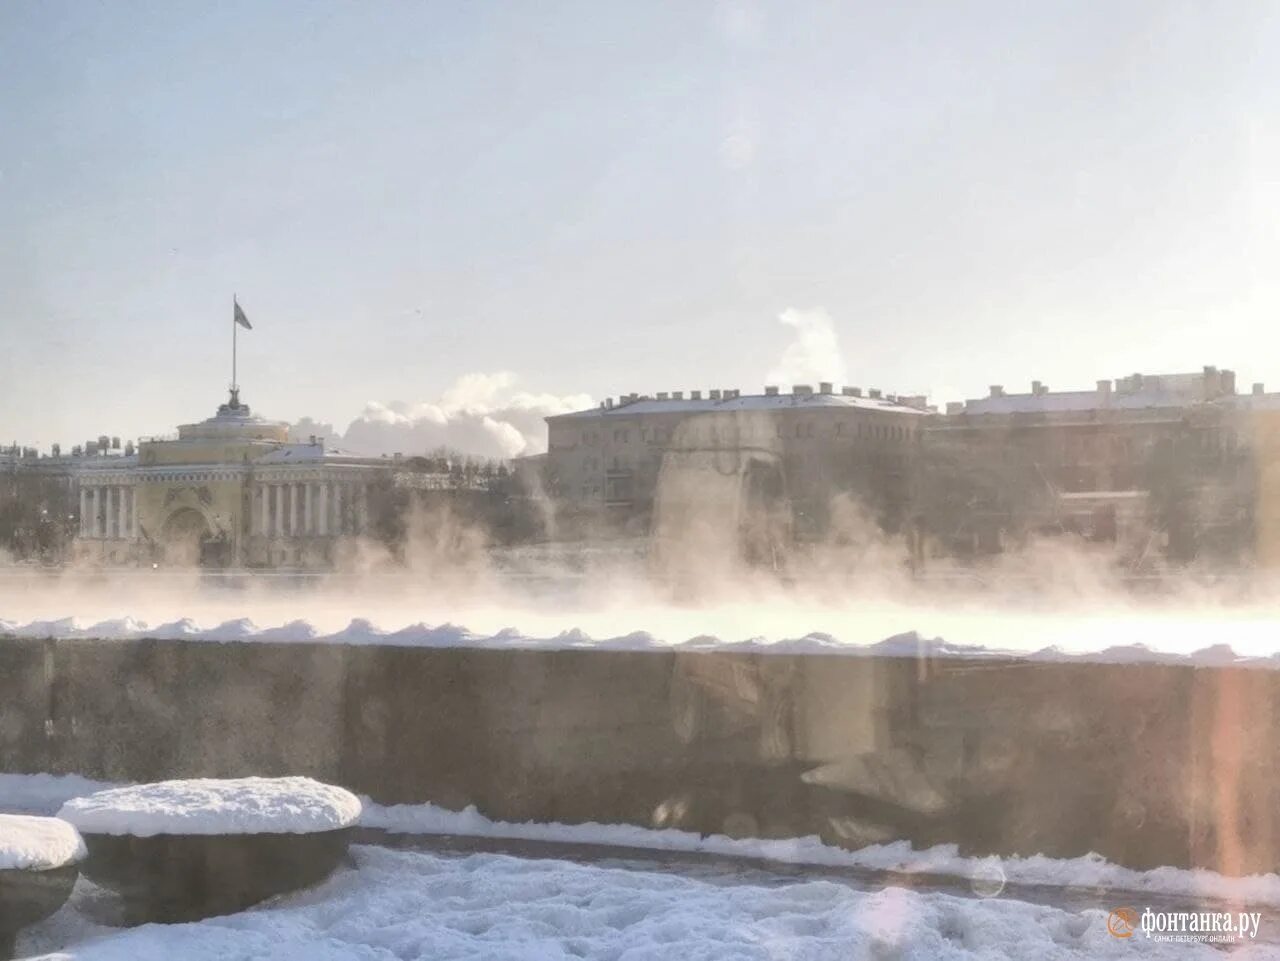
[765,308,847,388]
[6,312,1278,662]
[292,373,592,459]
[5,503,1280,662]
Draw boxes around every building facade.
[72,390,387,568]
[544,367,1280,571]
[545,383,930,545]
[920,367,1258,564]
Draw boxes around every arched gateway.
[159,508,214,567]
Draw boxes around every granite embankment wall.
[1,637,1274,875]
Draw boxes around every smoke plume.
[291,373,591,460]
[765,308,847,388]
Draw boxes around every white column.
[117,487,127,541]
[273,484,284,536]
[260,484,270,536]
[131,487,139,540]
[357,484,368,534]
[290,483,300,535]
[79,488,88,537]
[333,483,344,534]
[303,483,313,534]
[318,482,328,536]
[91,487,101,538]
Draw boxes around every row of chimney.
[603,383,928,409]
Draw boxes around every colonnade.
[78,485,138,540]
[253,480,368,537]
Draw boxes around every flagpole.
[232,294,238,394]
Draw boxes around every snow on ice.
[17,845,1275,961]
[57,778,361,838]
[0,814,85,871]
[361,799,1280,909]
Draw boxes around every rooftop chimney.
[819,382,833,394]
[708,389,721,400]
[657,392,669,400]
[1202,365,1221,399]
[989,385,1004,398]
[946,401,965,415]
[841,386,856,396]
[672,391,684,400]
[1031,380,1045,395]
[1254,382,1265,396]
[793,384,813,396]
[690,390,702,400]
[1097,379,1112,399]
[765,386,779,396]
[606,398,614,408]
[868,388,882,399]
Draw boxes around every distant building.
[73,389,389,568]
[921,367,1253,563]
[545,383,929,544]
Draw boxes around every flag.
[234,299,253,330]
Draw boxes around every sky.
[2,1,1279,455]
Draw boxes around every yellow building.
[75,389,385,568]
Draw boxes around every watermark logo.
[1107,907,1138,939]
[1108,907,1262,944]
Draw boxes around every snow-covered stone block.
[0,815,84,959]
[57,778,361,923]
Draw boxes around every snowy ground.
[7,771,1280,960]
[17,844,1277,961]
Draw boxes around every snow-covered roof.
[252,444,373,465]
[1230,392,1280,411]
[960,389,1204,416]
[58,777,362,837]
[71,455,141,473]
[551,392,928,421]
[0,813,86,870]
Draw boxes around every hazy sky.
[3,1,1279,450]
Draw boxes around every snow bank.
[6,615,1280,667]
[57,778,361,838]
[17,845,1269,960]
[362,800,1280,908]
[0,814,85,871]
